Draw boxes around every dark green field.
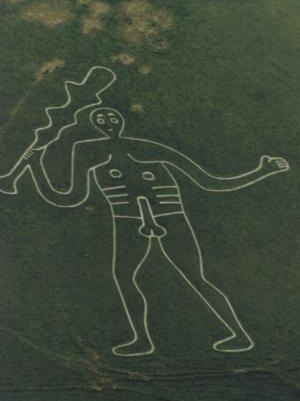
[0,0,299,400]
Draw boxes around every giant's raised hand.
[259,155,290,175]
[0,147,44,194]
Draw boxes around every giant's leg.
[157,214,254,352]
[112,217,155,357]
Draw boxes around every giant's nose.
[107,124,120,134]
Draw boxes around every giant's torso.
[93,153,184,218]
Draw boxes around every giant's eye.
[110,117,119,124]
[97,117,105,125]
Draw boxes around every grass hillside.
[0,1,299,400]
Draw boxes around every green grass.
[0,0,299,399]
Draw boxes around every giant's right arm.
[0,139,111,207]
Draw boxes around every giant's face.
[90,108,125,137]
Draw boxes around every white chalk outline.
[127,149,290,192]
[0,66,116,188]
[100,118,288,356]
[111,228,155,357]
[93,172,157,357]
[101,158,256,356]
[159,201,181,205]
[0,66,291,357]
[34,66,116,147]
[158,212,254,354]
[137,196,167,239]
[106,193,129,198]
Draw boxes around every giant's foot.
[112,338,154,357]
[0,175,17,194]
[213,333,254,353]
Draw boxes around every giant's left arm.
[130,140,290,192]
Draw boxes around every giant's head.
[90,108,125,138]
